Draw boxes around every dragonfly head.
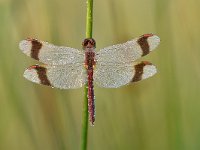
[82,38,96,49]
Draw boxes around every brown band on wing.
[132,61,151,82]
[34,65,51,86]
[137,35,151,56]
[31,39,42,60]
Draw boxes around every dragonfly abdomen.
[85,50,96,125]
[87,69,95,125]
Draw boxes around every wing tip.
[23,65,52,87]
[23,65,41,84]
[145,34,160,51]
[142,63,157,80]
[19,39,32,55]
[132,61,157,82]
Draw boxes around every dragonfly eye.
[82,38,96,49]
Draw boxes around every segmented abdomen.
[87,69,95,125]
[85,50,96,125]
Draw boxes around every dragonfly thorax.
[82,38,96,49]
[85,51,96,70]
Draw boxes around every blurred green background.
[0,0,200,150]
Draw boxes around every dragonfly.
[19,34,160,125]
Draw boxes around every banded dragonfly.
[19,34,160,125]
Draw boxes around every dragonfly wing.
[23,64,87,89]
[19,38,84,65]
[94,61,157,88]
[96,34,160,63]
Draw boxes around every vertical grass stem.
[81,0,93,150]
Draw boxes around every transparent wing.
[23,64,87,89]
[96,34,160,63]
[94,61,157,88]
[19,38,84,65]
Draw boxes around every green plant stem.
[81,85,89,150]
[86,0,93,38]
[81,0,93,150]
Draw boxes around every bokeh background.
[0,0,200,150]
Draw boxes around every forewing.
[96,34,160,63]
[23,64,86,89]
[94,61,157,88]
[19,38,84,65]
